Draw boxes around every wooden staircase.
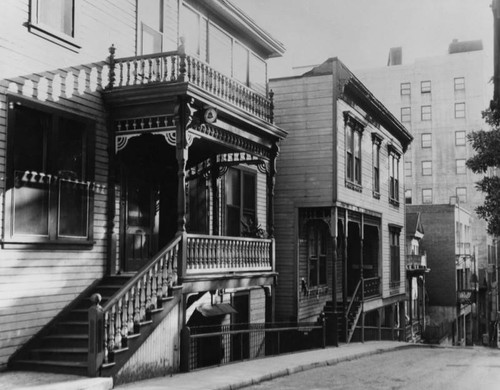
[10,276,131,375]
[9,236,183,377]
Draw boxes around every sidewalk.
[0,341,414,390]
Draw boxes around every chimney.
[387,47,402,66]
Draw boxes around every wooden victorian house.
[1,0,285,381]
[270,58,413,344]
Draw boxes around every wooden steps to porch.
[9,275,181,377]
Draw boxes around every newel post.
[178,38,186,82]
[107,44,116,90]
[88,293,104,376]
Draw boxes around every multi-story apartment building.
[270,58,413,345]
[407,204,476,345]
[356,41,493,272]
[0,0,286,381]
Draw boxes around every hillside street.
[246,346,500,390]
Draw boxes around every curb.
[220,344,412,390]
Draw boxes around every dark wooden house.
[270,58,413,344]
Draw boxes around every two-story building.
[0,0,286,382]
[270,58,413,345]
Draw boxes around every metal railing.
[181,321,326,371]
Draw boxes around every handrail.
[345,279,362,317]
[113,50,179,64]
[102,235,181,312]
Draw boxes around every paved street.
[245,346,500,390]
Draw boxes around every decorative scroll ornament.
[114,114,199,152]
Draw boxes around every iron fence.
[181,322,326,371]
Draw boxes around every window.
[421,80,431,93]
[422,161,432,176]
[32,0,74,36]
[456,159,466,175]
[389,150,400,205]
[307,222,328,287]
[139,0,164,54]
[455,103,466,118]
[6,98,94,243]
[389,227,401,286]
[181,4,267,94]
[421,105,432,121]
[457,187,467,203]
[29,0,78,49]
[187,177,208,234]
[455,131,466,146]
[422,188,433,204]
[421,133,432,148]
[401,107,411,122]
[454,77,465,91]
[372,134,382,196]
[405,189,412,204]
[226,168,256,236]
[401,82,411,95]
[404,161,412,177]
[345,115,363,187]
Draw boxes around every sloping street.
[246,346,500,390]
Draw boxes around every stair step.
[15,359,87,368]
[56,321,88,334]
[13,359,88,376]
[41,334,88,348]
[30,348,88,361]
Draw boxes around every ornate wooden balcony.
[186,234,273,274]
[106,47,274,123]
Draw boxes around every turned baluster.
[140,275,148,320]
[103,311,109,363]
[127,289,135,334]
[114,300,123,349]
[121,295,130,346]
[162,256,170,296]
[108,306,116,358]
[146,269,154,311]
[118,62,123,87]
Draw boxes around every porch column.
[343,209,348,341]
[175,98,189,280]
[360,215,364,299]
[106,119,118,275]
[210,156,219,236]
[330,207,338,346]
[267,141,279,238]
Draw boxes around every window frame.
[28,0,80,51]
[455,131,466,146]
[422,160,432,176]
[404,161,412,177]
[422,188,433,204]
[401,107,411,123]
[421,80,431,94]
[5,96,95,246]
[400,82,411,96]
[421,133,432,148]
[421,105,432,121]
[344,113,364,190]
[405,189,412,205]
[307,221,328,288]
[388,148,400,206]
[454,77,465,91]
[225,167,257,237]
[456,159,466,175]
[372,133,382,198]
[456,187,467,203]
[455,102,466,118]
[389,226,401,287]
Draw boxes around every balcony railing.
[363,276,381,299]
[107,48,274,123]
[407,252,427,268]
[185,234,273,275]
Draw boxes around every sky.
[231,0,494,78]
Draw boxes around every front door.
[123,174,158,272]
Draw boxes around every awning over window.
[196,303,238,317]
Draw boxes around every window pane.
[401,107,411,122]
[421,133,432,148]
[421,105,432,121]
[140,0,162,31]
[59,180,88,237]
[55,118,85,179]
[141,24,162,55]
[405,189,412,204]
[421,80,431,93]
[249,53,267,95]
[454,77,465,91]
[13,172,50,236]
[38,0,73,36]
[422,189,432,204]
[405,161,412,177]
[422,161,432,176]
[456,159,466,174]
[233,42,248,85]
[226,169,240,206]
[209,24,232,77]
[242,173,256,213]
[400,82,410,95]
[455,103,466,118]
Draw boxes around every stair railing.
[345,279,363,343]
[88,234,181,376]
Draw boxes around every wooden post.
[330,207,338,346]
[180,326,191,372]
[210,156,219,236]
[267,142,279,238]
[107,44,115,90]
[88,293,104,377]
